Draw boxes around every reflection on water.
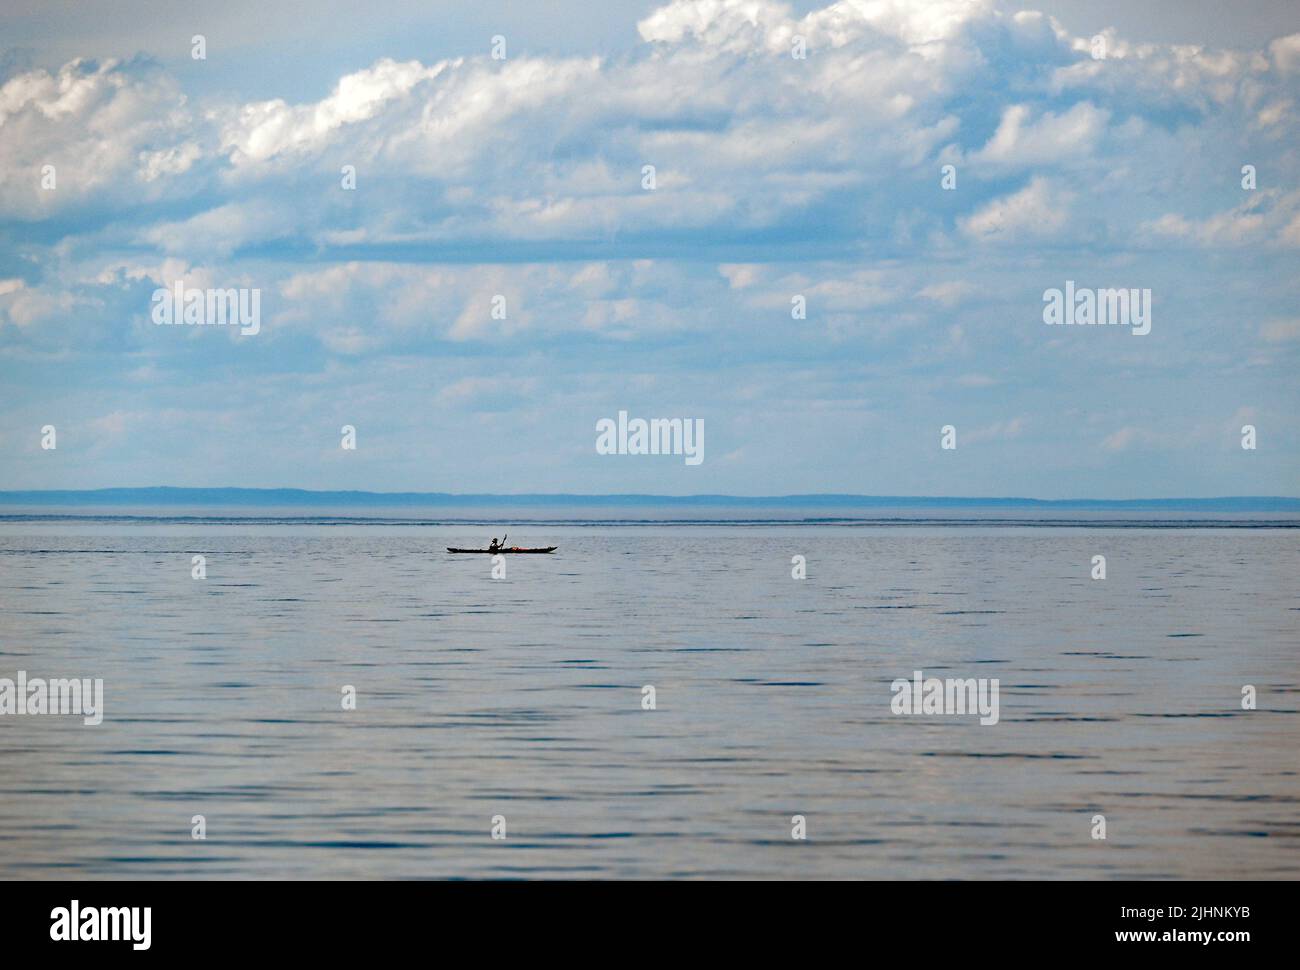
[0,523,1296,879]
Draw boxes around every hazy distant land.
[1,488,1297,526]
[0,488,1297,510]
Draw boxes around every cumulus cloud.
[959,176,1072,241]
[638,0,997,50]
[220,59,450,167]
[0,58,200,217]
[1269,33,1300,74]
[1143,189,1300,249]
[2,0,1299,496]
[2,0,1296,259]
[970,102,1109,167]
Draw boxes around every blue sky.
[1,0,1298,497]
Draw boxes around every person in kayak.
[488,535,507,553]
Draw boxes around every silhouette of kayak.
[447,546,557,554]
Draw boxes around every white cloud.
[972,102,1109,167]
[0,59,198,217]
[139,142,201,182]
[918,280,975,306]
[220,58,448,166]
[1143,189,1300,249]
[3,0,1297,262]
[1269,33,1300,74]
[138,201,298,257]
[959,177,1072,241]
[719,264,761,289]
[637,0,997,51]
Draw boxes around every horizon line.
[1,487,1298,510]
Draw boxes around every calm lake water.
[1,520,1297,879]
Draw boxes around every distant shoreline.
[1,487,1298,528]
[1,487,1298,512]
[2,513,1297,528]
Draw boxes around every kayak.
[447,546,557,554]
